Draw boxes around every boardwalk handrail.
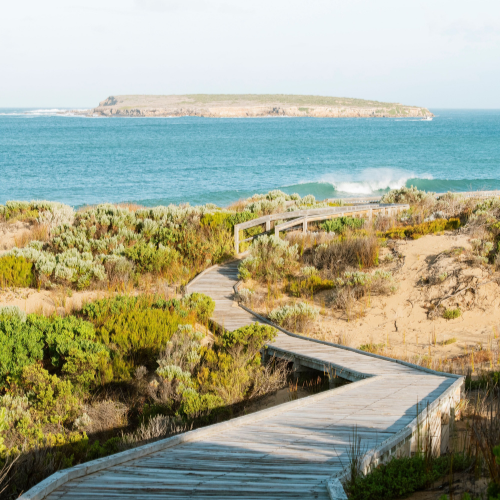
[234,203,409,253]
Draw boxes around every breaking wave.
[277,169,500,200]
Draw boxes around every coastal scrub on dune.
[2,188,500,498]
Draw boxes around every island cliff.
[83,94,433,118]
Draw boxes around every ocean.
[0,109,499,207]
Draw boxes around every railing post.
[234,224,240,255]
[303,217,308,234]
[266,219,271,232]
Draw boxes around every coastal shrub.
[20,364,80,425]
[80,295,206,374]
[0,255,34,288]
[0,317,44,387]
[380,186,435,205]
[219,323,277,360]
[1,192,340,291]
[103,255,135,285]
[200,211,232,229]
[155,224,217,271]
[124,241,180,275]
[443,308,461,320]
[268,302,319,331]
[345,453,471,500]
[179,391,224,418]
[0,313,110,389]
[331,270,394,314]
[181,293,215,324]
[320,216,365,233]
[246,198,287,215]
[0,305,27,323]
[8,246,106,289]
[30,314,109,387]
[305,234,379,274]
[236,287,254,304]
[157,325,204,373]
[0,200,74,227]
[91,306,186,370]
[380,218,461,239]
[197,324,281,404]
[238,235,299,283]
[289,275,335,297]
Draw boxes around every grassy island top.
[95,94,432,110]
[98,93,425,110]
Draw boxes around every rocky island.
[79,94,433,118]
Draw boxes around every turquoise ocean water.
[0,109,499,207]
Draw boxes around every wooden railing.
[234,203,409,254]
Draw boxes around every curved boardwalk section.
[24,261,463,500]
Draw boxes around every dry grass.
[250,358,290,398]
[304,233,379,276]
[78,400,128,434]
[13,223,49,248]
[285,230,337,256]
[120,414,190,450]
[226,198,248,212]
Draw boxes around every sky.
[1,0,499,108]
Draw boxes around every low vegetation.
[3,187,500,497]
[0,191,338,291]
[0,296,284,498]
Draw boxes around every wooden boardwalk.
[25,261,463,500]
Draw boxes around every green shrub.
[200,212,231,229]
[82,295,194,374]
[0,313,110,389]
[219,323,277,358]
[358,343,385,353]
[239,235,299,283]
[346,453,471,500]
[124,241,179,274]
[289,275,334,297]
[21,364,80,425]
[181,292,215,324]
[179,391,224,418]
[87,437,121,460]
[268,302,319,331]
[0,317,44,387]
[0,255,34,288]
[320,216,365,233]
[197,324,280,404]
[443,308,461,320]
[29,314,109,386]
[0,305,27,323]
[381,218,461,240]
[380,186,435,205]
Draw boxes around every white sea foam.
[318,168,433,195]
[0,109,88,117]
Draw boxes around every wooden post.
[266,219,271,232]
[234,225,240,255]
[275,226,279,237]
[303,217,308,234]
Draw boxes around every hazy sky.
[1,0,499,108]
